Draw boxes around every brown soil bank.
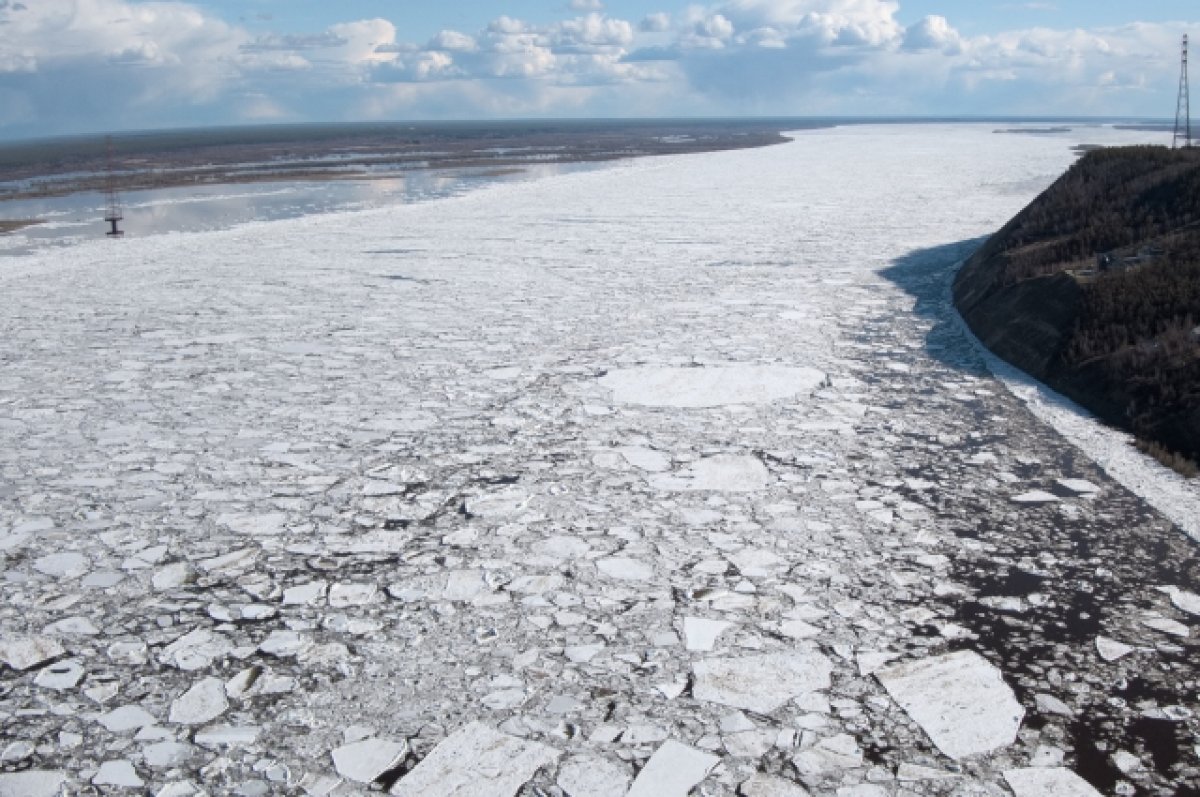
[954,145,1200,471]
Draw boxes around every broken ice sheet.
[876,650,1023,760]
[389,722,559,797]
[600,365,825,408]
[693,650,833,713]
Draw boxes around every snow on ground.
[1,124,1198,796]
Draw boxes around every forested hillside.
[954,146,1200,472]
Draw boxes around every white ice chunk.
[620,447,671,472]
[443,570,486,602]
[195,726,261,748]
[1056,479,1100,495]
[556,756,630,797]
[738,773,811,796]
[217,512,288,536]
[693,651,832,713]
[259,630,311,657]
[651,454,770,492]
[728,547,786,577]
[169,677,228,725]
[282,581,327,605]
[1142,617,1189,637]
[1095,636,1134,662]
[143,741,195,768]
[683,617,733,651]
[601,365,825,408]
[0,771,66,797]
[93,759,143,788]
[625,740,719,797]
[390,722,559,797]
[98,705,157,733]
[160,628,232,671]
[596,557,654,582]
[465,489,530,518]
[0,636,65,671]
[1161,586,1200,617]
[34,658,84,690]
[1003,768,1102,797]
[152,562,193,591]
[32,551,89,578]
[876,650,1023,760]
[332,737,408,783]
[1011,490,1059,504]
[329,583,378,608]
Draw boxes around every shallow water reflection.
[0,162,605,255]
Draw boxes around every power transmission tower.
[103,136,124,238]
[1175,34,1191,149]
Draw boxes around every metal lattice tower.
[103,136,124,238]
[1175,34,1192,149]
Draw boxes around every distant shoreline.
[0,120,796,207]
[0,219,40,234]
[0,117,1171,209]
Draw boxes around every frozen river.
[2,124,1199,796]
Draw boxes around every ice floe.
[876,650,1024,760]
[693,651,833,713]
[390,722,559,797]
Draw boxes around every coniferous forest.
[954,145,1200,473]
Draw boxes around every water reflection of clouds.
[0,162,607,255]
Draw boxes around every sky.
[0,1,1196,140]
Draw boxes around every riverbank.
[0,220,40,234]
[953,145,1200,472]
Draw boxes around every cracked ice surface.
[2,124,1199,796]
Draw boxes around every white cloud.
[429,30,478,52]
[0,0,1195,137]
[640,12,672,33]
[569,0,605,10]
[713,0,904,45]
[553,13,635,50]
[903,15,962,53]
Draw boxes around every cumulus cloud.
[712,0,904,46]
[903,15,962,53]
[428,30,478,52]
[0,0,1195,136]
[552,14,635,51]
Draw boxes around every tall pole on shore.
[104,136,124,238]
[1175,35,1192,149]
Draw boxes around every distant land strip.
[0,120,800,202]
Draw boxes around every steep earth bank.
[954,146,1200,469]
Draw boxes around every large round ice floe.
[599,365,825,408]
